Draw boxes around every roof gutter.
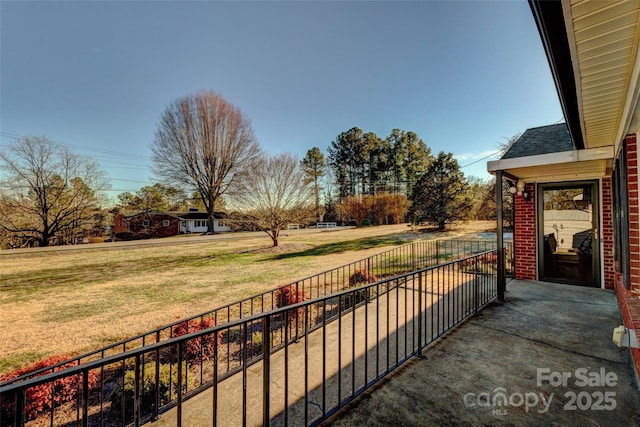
[528,0,585,150]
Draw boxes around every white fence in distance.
[316,222,337,228]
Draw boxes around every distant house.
[114,211,181,240]
[178,210,230,234]
[114,209,229,240]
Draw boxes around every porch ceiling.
[563,0,640,150]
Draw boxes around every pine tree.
[409,151,472,231]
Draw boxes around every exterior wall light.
[510,180,530,202]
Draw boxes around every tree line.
[0,89,510,248]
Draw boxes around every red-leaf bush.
[275,285,309,322]
[171,318,221,363]
[0,354,100,421]
[343,270,377,310]
[348,270,377,287]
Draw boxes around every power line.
[459,150,502,169]
[0,132,152,162]
[110,178,155,184]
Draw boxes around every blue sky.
[1,1,563,201]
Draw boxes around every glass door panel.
[540,182,599,286]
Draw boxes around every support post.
[496,170,506,302]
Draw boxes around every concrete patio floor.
[325,280,640,426]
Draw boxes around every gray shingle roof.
[501,123,573,159]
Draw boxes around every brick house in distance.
[489,1,640,378]
[114,209,230,240]
[114,211,181,240]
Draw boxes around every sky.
[0,0,564,203]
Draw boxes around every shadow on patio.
[325,280,640,426]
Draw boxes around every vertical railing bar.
[351,289,356,399]
[304,305,309,426]
[404,276,408,359]
[177,343,183,427]
[15,388,25,427]
[386,278,390,374]
[284,310,290,426]
[364,283,369,388]
[212,328,219,427]
[76,366,81,424]
[99,350,105,427]
[395,278,400,366]
[417,272,423,351]
[227,309,231,374]
[474,256,479,313]
[296,282,300,341]
[322,299,327,417]
[338,293,342,405]
[121,356,126,425]
[447,263,451,329]
[439,266,443,337]
[79,370,88,427]
[262,316,271,427]
[134,354,141,427]
[376,283,380,379]
[242,323,247,427]
[49,373,55,426]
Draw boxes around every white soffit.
[487,146,613,181]
[563,0,640,149]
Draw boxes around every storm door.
[538,181,600,287]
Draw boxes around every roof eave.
[488,145,613,182]
[528,0,585,150]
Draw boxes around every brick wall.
[602,178,614,289]
[614,133,640,381]
[514,183,537,280]
[626,134,640,296]
[615,274,640,380]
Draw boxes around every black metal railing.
[1,239,513,389]
[0,249,500,427]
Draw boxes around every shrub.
[109,361,186,422]
[343,270,377,311]
[348,270,377,287]
[171,318,221,363]
[275,285,308,308]
[360,218,371,226]
[0,354,100,422]
[247,329,282,356]
[275,285,308,322]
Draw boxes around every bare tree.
[230,153,314,247]
[0,136,108,247]
[152,90,261,233]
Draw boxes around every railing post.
[496,170,506,302]
[263,316,271,426]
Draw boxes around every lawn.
[0,222,492,375]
